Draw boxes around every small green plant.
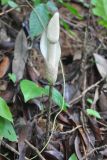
[8,73,16,83]
[29,1,82,39]
[91,0,107,28]
[1,0,20,11]
[20,79,68,110]
[68,153,78,160]
[60,1,82,19]
[0,97,17,141]
[86,108,101,119]
[29,1,58,38]
[87,98,93,104]
[20,79,45,102]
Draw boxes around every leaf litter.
[1,1,107,160]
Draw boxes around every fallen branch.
[53,125,82,135]
[82,144,107,160]
[25,140,46,160]
[1,141,29,160]
[69,78,104,105]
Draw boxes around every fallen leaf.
[88,117,101,141]
[74,135,83,160]
[44,150,64,160]
[99,84,107,112]
[64,83,78,103]
[12,30,28,81]
[0,56,10,78]
[100,148,107,157]
[16,118,32,160]
[94,53,107,78]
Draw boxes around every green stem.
[45,84,53,142]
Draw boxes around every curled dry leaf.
[75,135,83,160]
[99,91,107,112]
[94,53,107,78]
[100,148,107,157]
[0,56,10,78]
[44,150,64,160]
[12,30,28,81]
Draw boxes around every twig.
[25,140,46,160]
[97,120,107,128]
[54,125,82,135]
[46,85,53,142]
[81,144,107,160]
[1,141,29,160]
[0,8,15,16]
[69,78,104,105]
[61,28,81,42]
[0,153,10,160]
[0,5,26,16]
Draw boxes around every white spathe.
[40,12,61,84]
[47,12,59,43]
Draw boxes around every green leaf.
[8,73,16,83]
[62,2,82,19]
[61,20,77,37]
[45,86,69,110]
[20,79,45,102]
[78,0,89,8]
[32,0,42,6]
[2,0,20,11]
[87,98,93,104]
[0,117,17,142]
[0,97,13,123]
[29,3,49,38]
[92,0,107,21]
[46,1,58,12]
[1,0,9,5]
[98,19,107,28]
[57,0,64,3]
[68,153,78,160]
[86,109,101,119]
[91,0,97,5]
[8,0,19,9]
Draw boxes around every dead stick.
[69,78,104,105]
[54,125,82,135]
[81,144,107,160]
[25,140,46,160]
[1,141,29,160]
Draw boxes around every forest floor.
[0,0,107,160]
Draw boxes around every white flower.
[40,12,61,84]
[47,12,59,43]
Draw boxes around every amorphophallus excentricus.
[40,12,61,84]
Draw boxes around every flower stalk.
[40,12,61,141]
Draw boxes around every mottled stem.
[46,85,53,142]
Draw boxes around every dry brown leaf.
[0,56,10,78]
[12,29,28,81]
[94,54,107,79]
